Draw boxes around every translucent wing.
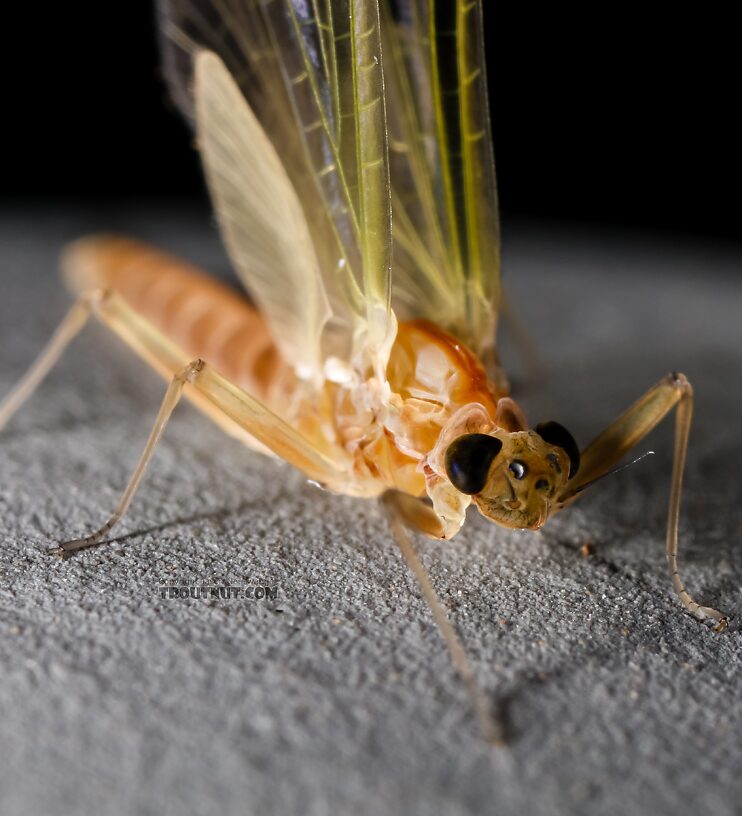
[157,0,395,379]
[194,51,330,383]
[381,0,501,360]
[158,1,498,367]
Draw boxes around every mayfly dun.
[0,0,728,744]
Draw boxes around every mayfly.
[0,0,728,743]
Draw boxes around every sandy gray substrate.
[1,206,740,816]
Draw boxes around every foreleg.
[559,372,727,631]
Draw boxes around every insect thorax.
[324,321,504,529]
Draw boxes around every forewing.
[381,0,501,359]
[158,1,395,377]
[195,51,331,383]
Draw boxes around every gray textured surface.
[1,207,741,816]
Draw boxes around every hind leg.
[0,290,104,431]
[1,290,347,556]
[48,357,205,557]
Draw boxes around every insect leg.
[384,491,447,538]
[48,358,205,557]
[93,291,342,484]
[382,491,505,745]
[560,372,727,631]
[0,291,102,431]
[41,290,345,556]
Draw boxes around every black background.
[3,3,739,242]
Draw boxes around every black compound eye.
[508,460,527,480]
[534,421,580,479]
[445,434,503,495]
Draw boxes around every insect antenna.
[383,496,506,746]
[559,450,656,503]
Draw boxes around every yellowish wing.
[381,0,501,359]
[158,1,395,379]
[194,51,331,383]
[159,1,498,368]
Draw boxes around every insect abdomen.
[61,236,291,401]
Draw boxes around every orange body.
[65,237,506,499]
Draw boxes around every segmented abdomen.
[62,236,292,403]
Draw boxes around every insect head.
[445,422,580,529]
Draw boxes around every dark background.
[3,3,739,243]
